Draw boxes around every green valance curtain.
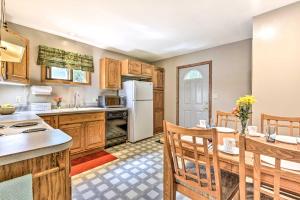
[37,45,94,72]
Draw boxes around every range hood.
[0,27,25,63]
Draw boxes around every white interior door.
[179,65,210,128]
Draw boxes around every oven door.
[106,112,128,147]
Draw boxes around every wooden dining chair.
[239,135,300,200]
[216,111,239,130]
[261,113,300,136]
[164,121,239,200]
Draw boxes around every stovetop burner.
[22,128,47,133]
[11,122,39,128]
[0,125,4,129]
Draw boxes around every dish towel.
[0,174,33,200]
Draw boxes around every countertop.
[0,129,72,165]
[20,107,128,116]
[0,107,128,166]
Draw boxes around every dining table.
[163,129,300,200]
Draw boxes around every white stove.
[0,119,52,136]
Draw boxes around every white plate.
[275,135,298,144]
[216,127,236,133]
[218,145,239,155]
[261,155,300,171]
[248,132,264,137]
[298,137,300,144]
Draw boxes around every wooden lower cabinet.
[154,110,164,133]
[60,123,85,154]
[57,112,105,156]
[0,150,71,200]
[85,120,105,150]
[40,115,58,128]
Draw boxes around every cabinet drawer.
[59,112,104,125]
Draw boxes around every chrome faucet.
[74,91,80,108]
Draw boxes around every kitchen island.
[0,113,72,200]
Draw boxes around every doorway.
[177,61,212,127]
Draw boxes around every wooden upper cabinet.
[59,123,84,154]
[5,36,29,84]
[122,59,141,76]
[153,67,164,89]
[100,58,121,90]
[85,120,105,150]
[141,63,153,77]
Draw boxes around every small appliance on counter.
[105,110,128,148]
[98,95,126,108]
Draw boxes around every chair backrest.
[239,135,300,200]
[216,111,239,130]
[164,121,221,200]
[261,113,300,136]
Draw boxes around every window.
[44,66,91,85]
[184,69,202,80]
[48,67,71,80]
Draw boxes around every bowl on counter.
[0,107,16,115]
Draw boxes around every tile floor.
[72,134,189,200]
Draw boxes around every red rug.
[70,151,117,176]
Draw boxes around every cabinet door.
[85,120,105,150]
[128,61,142,75]
[59,123,84,154]
[153,89,164,133]
[141,63,153,77]
[153,68,164,89]
[154,110,164,133]
[6,43,29,83]
[101,58,121,89]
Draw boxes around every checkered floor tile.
[72,135,190,200]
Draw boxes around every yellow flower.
[236,95,256,106]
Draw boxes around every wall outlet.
[16,96,22,103]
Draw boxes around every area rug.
[70,151,117,176]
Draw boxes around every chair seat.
[175,163,239,200]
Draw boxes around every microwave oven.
[98,95,126,108]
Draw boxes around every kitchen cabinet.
[153,66,164,133]
[153,89,164,133]
[122,59,142,76]
[60,123,85,154]
[85,120,105,150]
[141,63,153,77]
[0,150,71,200]
[152,67,164,89]
[57,112,105,156]
[1,33,29,84]
[40,115,58,128]
[100,57,121,89]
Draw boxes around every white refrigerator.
[122,81,153,142]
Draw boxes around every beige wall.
[154,39,252,124]
[0,23,136,107]
[252,2,300,126]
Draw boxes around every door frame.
[176,60,212,125]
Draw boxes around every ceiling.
[6,0,298,62]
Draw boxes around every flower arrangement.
[232,95,256,134]
[53,96,63,109]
